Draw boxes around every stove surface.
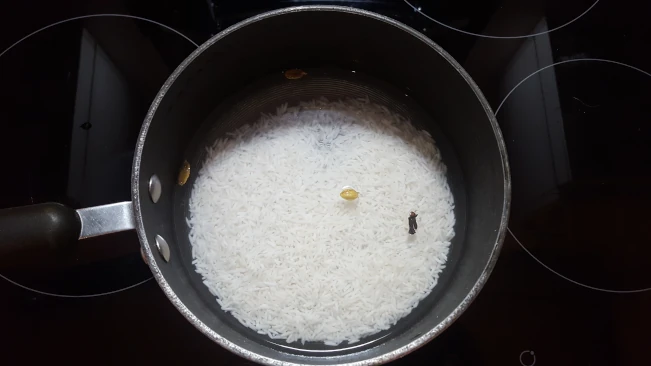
[1,1,649,365]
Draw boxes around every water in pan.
[172,69,467,354]
[187,95,455,345]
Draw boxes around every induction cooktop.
[1,1,649,365]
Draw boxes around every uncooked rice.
[187,96,455,345]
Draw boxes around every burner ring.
[0,14,198,298]
[404,0,600,39]
[498,58,651,294]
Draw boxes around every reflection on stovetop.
[1,0,650,365]
[499,57,651,293]
[0,12,198,296]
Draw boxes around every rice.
[187,96,455,345]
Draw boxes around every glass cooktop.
[1,0,649,365]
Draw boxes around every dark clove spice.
[408,212,418,235]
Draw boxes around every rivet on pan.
[178,160,191,186]
[149,174,162,203]
[155,235,171,262]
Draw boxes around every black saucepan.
[0,6,510,365]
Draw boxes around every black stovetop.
[1,1,649,365]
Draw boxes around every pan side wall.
[136,7,508,365]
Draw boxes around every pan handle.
[0,201,134,255]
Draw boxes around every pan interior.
[171,68,467,356]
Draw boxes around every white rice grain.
[188,97,455,345]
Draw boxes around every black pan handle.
[0,203,81,255]
[0,201,135,255]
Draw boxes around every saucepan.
[0,6,510,365]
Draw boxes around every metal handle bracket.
[77,201,135,239]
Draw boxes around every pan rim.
[132,5,511,366]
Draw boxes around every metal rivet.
[155,235,170,262]
[149,174,162,203]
